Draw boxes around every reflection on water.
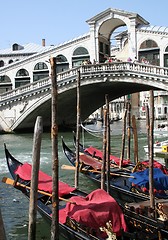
[0,120,167,239]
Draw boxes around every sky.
[0,0,168,50]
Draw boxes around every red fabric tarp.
[79,154,102,170]
[85,146,130,166]
[59,189,127,236]
[141,160,168,174]
[14,163,76,197]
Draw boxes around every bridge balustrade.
[1,62,168,104]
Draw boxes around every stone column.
[89,23,99,63]
[128,18,137,60]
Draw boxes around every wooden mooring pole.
[119,108,127,168]
[28,116,43,240]
[101,107,107,190]
[127,101,131,161]
[50,57,59,240]
[105,94,110,193]
[75,70,81,189]
[132,115,138,163]
[149,90,155,211]
[145,105,150,155]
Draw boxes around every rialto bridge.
[0,62,168,133]
[1,7,168,132]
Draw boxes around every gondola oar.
[61,165,135,178]
[2,177,76,204]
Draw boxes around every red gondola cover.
[14,163,76,197]
[59,188,127,236]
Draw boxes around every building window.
[34,62,48,70]
[0,60,4,67]
[16,68,29,76]
[73,47,89,56]
[139,39,160,66]
[72,47,90,67]
[140,40,158,49]
[12,43,24,51]
[33,62,49,81]
[9,60,13,64]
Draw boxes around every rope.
[81,123,104,138]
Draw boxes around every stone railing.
[1,62,168,103]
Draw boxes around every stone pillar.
[128,18,137,60]
[160,47,164,67]
[89,23,98,63]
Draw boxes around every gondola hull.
[63,138,152,204]
[3,144,131,240]
[3,145,103,240]
[62,138,168,239]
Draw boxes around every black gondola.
[70,136,168,204]
[3,144,134,240]
[62,138,168,239]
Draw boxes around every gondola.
[2,144,133,240]
[62,138,168,239]
[73,134,133,168]
[62,137,168,204]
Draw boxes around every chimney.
[42,39,45,47]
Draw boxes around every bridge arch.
[98,17,128,62]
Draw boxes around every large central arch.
[87,8,149,63]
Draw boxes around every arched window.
[34,62,48,70]
[56,55,68,63]
[164,46,168,67]
[139,39,159,65]
[33,62,49,82]
[15,69,30,88]
[16,69,29,77]
[140,40,158,49]
[0,60,4,67]
[0,75,12,93]
[9,60,13,64]
[72,47,90,67]
[73,47,89,56]
[55,54,69,73]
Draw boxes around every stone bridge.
[0,62,168,133]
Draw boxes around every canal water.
[0,120,167,239]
